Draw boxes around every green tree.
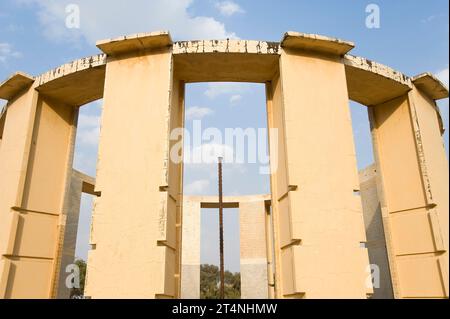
[69,258,86,299]
[200,264,240,299]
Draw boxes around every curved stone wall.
[0,31,447,299]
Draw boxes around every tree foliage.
[70,258,86,299]
[200,264,240,299]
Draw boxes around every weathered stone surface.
[0,30,447,300]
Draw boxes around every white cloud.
[183,142,247,195]
[435,67,449,87]
[16,0,238,44]
[0,42,22,63]
[421,14,445,24]
[229,94,242,104]
[3,24,24,33]
[73,151,97,176]
[78,113,101,128]
[184,179,210,194]
[183,142,247,177]
[186,143,236,164]
[204,82,246,99]
[215,1,245,16]
[185,106,214,120]
[78,127,100,146]
[77,113,101,146]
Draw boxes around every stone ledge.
[97,31,173,56]
[35,54,106,88]
[173,39,280,55]
[344,55,411,87]
[0,72,34,100]
[281,31,354,56]
[412,73,449,101]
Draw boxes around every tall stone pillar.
[85,32,184,298]
[267,33,372,298]
[0,73,77,298]
[369,74,449,298]
[239,200,269,299]
[56,169,96,299]
[180,200,201,299]
[359,165,394,299]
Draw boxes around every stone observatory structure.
[0,31,448,299]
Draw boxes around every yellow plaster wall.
[370,89,448,298]
[0,88,76,298]
[270,48,371,298]
[84,49,179,298]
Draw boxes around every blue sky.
[1,0,448,273]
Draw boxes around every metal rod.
[218,157,225,299]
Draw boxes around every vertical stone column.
[267,33,371,298]
[359,165,394,299]
[56,169,96,299]
[239,200,269,299]
[84,33,183,298]
[170,79,185,299]
[0,74,77,298]
[180,199,201,299]
[56,170,83,299]
[264,202,275,299]
[369,75,449,298]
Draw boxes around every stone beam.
[412,73,449,101]
[281,31,355,56]
[35,55,106,107]
[96,31,173,57]
[173,40,279,83]
[0,72,34,101]
[344,55,412,106]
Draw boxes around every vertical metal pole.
[218,157,225,299]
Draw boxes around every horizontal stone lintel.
[0,72,34,100]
